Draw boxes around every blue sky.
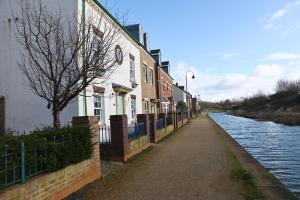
[102,0,300,101]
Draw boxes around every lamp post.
[185,70,195,120]
[185,70,195,93]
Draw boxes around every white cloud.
[171,62,300,102]
[265,52,300,61]
[253,64,283,77]
[263,0,300,30]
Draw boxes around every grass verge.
[230,153,264,200]
[127,146,154,162]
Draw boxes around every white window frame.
[149,69,154,85]
[144,101,149,114]
[143,64,148,83]
[130,55,135,82]
[131,97,136,119]
[161,78,165,92]
[94,94,105,123]
[92,35,105,76]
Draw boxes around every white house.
[0,0,143,132]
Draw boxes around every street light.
[185,70,195,120]
[185,70,195,93]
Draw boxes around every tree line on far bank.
[218,79,300,109]
[216,79,300,125]
[199,79,300,114]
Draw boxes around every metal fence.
[128,123,146,141]
[99,125,111,144]
[183,113,188,120]
[156,119,165,130]
[177,113,182,121]
[166,117,173,126]
[0,136,65,189]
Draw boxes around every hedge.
[0,126,93,189]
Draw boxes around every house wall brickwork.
[156,67,174,113]
[140,47,158,114]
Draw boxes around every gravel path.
[67,115,244,200]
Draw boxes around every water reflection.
[209,112,300,198]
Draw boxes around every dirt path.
[68,115,245,200]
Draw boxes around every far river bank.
[228,110,300,126]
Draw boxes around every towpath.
[67,115,246,200]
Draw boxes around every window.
[144,101,149,114]
[161,78,165,92]
[130,55,135,81]
[143,64,148,82]
[92,36,105,76]
[94,94,104,122]
[131,97,136,119]
[167,82,169,91]
[149,69,154,85]
[163,103,169,113]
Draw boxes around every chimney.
[124,24,144,44]
[161,61,170,74]
[179,86,185,90]
[143,33,150,51]
[150,49,161,65]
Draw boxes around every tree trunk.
[53,110,61,128]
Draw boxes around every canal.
[209,112,300,198]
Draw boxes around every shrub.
[0,126,93,189]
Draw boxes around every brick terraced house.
[0,0,194,133]
[151,49,174,113]
[125,24,159,114]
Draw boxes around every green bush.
[0,126,93,188]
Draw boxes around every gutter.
[82,0,88,116]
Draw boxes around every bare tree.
[14,0,123,128]
[275,79,300,93]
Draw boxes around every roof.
[150,49,161,54]
[92,0,154,58]
[161,61,170,66]
[112,83,133,94]
[158,64,174,80]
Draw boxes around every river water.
[209,112,300,198]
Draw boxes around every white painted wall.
[0,0,143,132]
[0,0,79,133]
[82,1,142,125]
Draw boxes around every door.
[116,95,124,115]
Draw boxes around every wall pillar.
[110,115,128,162]
[72,116,101,171]
[149,114,157,143]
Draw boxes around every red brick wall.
[156,67,174,112]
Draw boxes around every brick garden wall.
[155,125,174,143]
[0,116,101,200]
[127,135,150,160]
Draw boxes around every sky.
[101,0,300,101]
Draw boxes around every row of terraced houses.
[0,1,201,199]
[0,0,200,134]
